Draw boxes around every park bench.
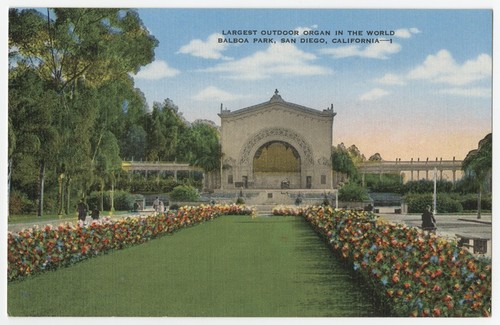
[456,234,489,254]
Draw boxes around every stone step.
[253,204,275,216]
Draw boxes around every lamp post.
[335,189,338,208]
[433,167,437,215]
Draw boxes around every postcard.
[3,0,496,321]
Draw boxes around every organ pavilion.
[218,90,335,190]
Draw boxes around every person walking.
[421,205,437,234]
[91,205,100,220]
[153,196,160,212]
[77,199,88,223]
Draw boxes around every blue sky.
[2,2,494,163]
[130,8,492,161]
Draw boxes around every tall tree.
[145,99,188,162]
[8,70,59,216]
[187,121,222,190]
[462,133,492,219]
[94,131,122,212]
[9,8,158,94]
[331,143,358,181]
[9,8,157,215]
[187,121,221,172]
[347,144,366,165]
[369,153,383,161]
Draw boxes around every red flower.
[443,294,452,302]
[431,269,443,279]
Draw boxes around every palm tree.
[462,133,492,219]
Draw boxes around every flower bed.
[272,205,309,216]
[303,206,491,317]
[8,204,253,282]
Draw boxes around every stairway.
[253,205,275,216]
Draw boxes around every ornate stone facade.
[219,90,335,190]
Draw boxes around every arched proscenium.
[239,127,314,166]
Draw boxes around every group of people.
[152,197,166,213]
[76,199,100,223]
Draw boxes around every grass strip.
[8,215,383,317]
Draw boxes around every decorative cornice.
[219,90,336,120]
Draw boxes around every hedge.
[339,182,370,202]
[7,204,254,282]
[403,193,463,213]
[303,206,491,317]
[87,191,143,211]
[169,185,200,202]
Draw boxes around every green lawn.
[8,215,384,317]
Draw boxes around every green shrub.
[169,185,199,202]
[9,190,36,215]
[365,173,403,193]
[235,196,245,205]
[87,191,144,211]
[403,179,453,194]
[460,194,492,211]
[439,195,463,213]
[339,182,369,202]
[404,193,463,213]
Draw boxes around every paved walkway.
[7,211,153,233]
[378,213,492,240]
[9,210,492,256]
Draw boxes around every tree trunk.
[37,160,45,218]
[57,173,65,217]
[110,180,115,212]
[100,179,104,212]
[8,158,12,202]
[477,187,482,219]
[65,177,71,215]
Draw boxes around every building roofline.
[218,90,336,119]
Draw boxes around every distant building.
[219,90,335,190]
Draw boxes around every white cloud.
[178,33,231,60]
[439,87,491,98]
[203,43,332,80]
[359,88,390,101]
[320,27,418,60]
[193,86,246,101]
[295,24,318,36]
[134,60,180,80]
[362,42,402,59]
[374,73,406,85]
[394,27,421,38]
[371,50,491,99]
[320,42,401,60]
[407,49,491,85]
